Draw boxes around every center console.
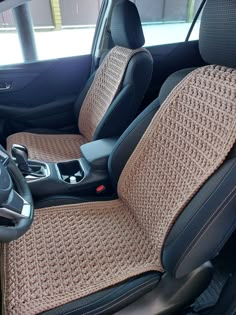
[13,138,117,200]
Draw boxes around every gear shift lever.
[11,144,32,174]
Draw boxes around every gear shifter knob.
[11,144,31,174]
[12,144,28,158]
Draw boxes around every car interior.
[7,0,153,163]
[0,0,235,314]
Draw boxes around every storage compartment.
[57,160,84,184]
[14,136,119,201]
[28,158,112,198]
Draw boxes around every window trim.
[185,0,206,42]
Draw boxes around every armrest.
[80,138,118,170]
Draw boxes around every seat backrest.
[117,64,236,273]
[109,0,236,278]
[109,0,236,187]
[75,0,153,142]
[162,0,236,278]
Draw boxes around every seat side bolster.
[162,158,236,278]
[74,72,96,133]
[108,98,160,190]
[159,68,196,104]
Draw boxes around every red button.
[96,185,106,193]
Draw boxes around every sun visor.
[0,0,31,13]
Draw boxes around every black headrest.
[111,0,145,49]
[199,0,236,68]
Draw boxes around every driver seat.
[2,1,236,315]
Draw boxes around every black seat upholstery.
[42,272,161,315]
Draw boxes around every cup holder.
[57,160,84,184]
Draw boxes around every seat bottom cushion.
[7,132,87,162]
[2,200,161,315]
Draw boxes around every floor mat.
[190,269,230,313]
[185,231,236,315]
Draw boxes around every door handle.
[0,81,12,91]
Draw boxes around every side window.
[0,0,102,66]
[132,0,202,46]
[0,9,23,65]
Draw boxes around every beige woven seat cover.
[2,65,236,315]
[7,133,87,162]
[7,46,146,162]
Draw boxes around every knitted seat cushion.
[7,133,87,162]
[2,65,236,315]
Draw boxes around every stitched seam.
[174,187,236,274]
[166,161,236,248]
[61,276,159,315]
[192,194,236,263]
[175,187,236,273]
[68,277,159,315]
[93,277,159,315]
[213,219,236,255]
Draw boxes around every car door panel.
[0,72,40,93]
[0,54,92,142]
[0,54,91,106]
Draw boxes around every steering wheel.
[0,145,34,242]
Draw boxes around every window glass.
[189,18,201,41]
[132,0,202,46]
[0,0,102,65]
[0,9,23,65]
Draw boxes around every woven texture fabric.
[2,200,158,315]
[7,132,87,162]
[78,46,146,142]
[2,65,236,315]
[118,65,236,248]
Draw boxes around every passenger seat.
[7,0,153,162]
[109,0,236,176]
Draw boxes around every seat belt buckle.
[96,185,106,194]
